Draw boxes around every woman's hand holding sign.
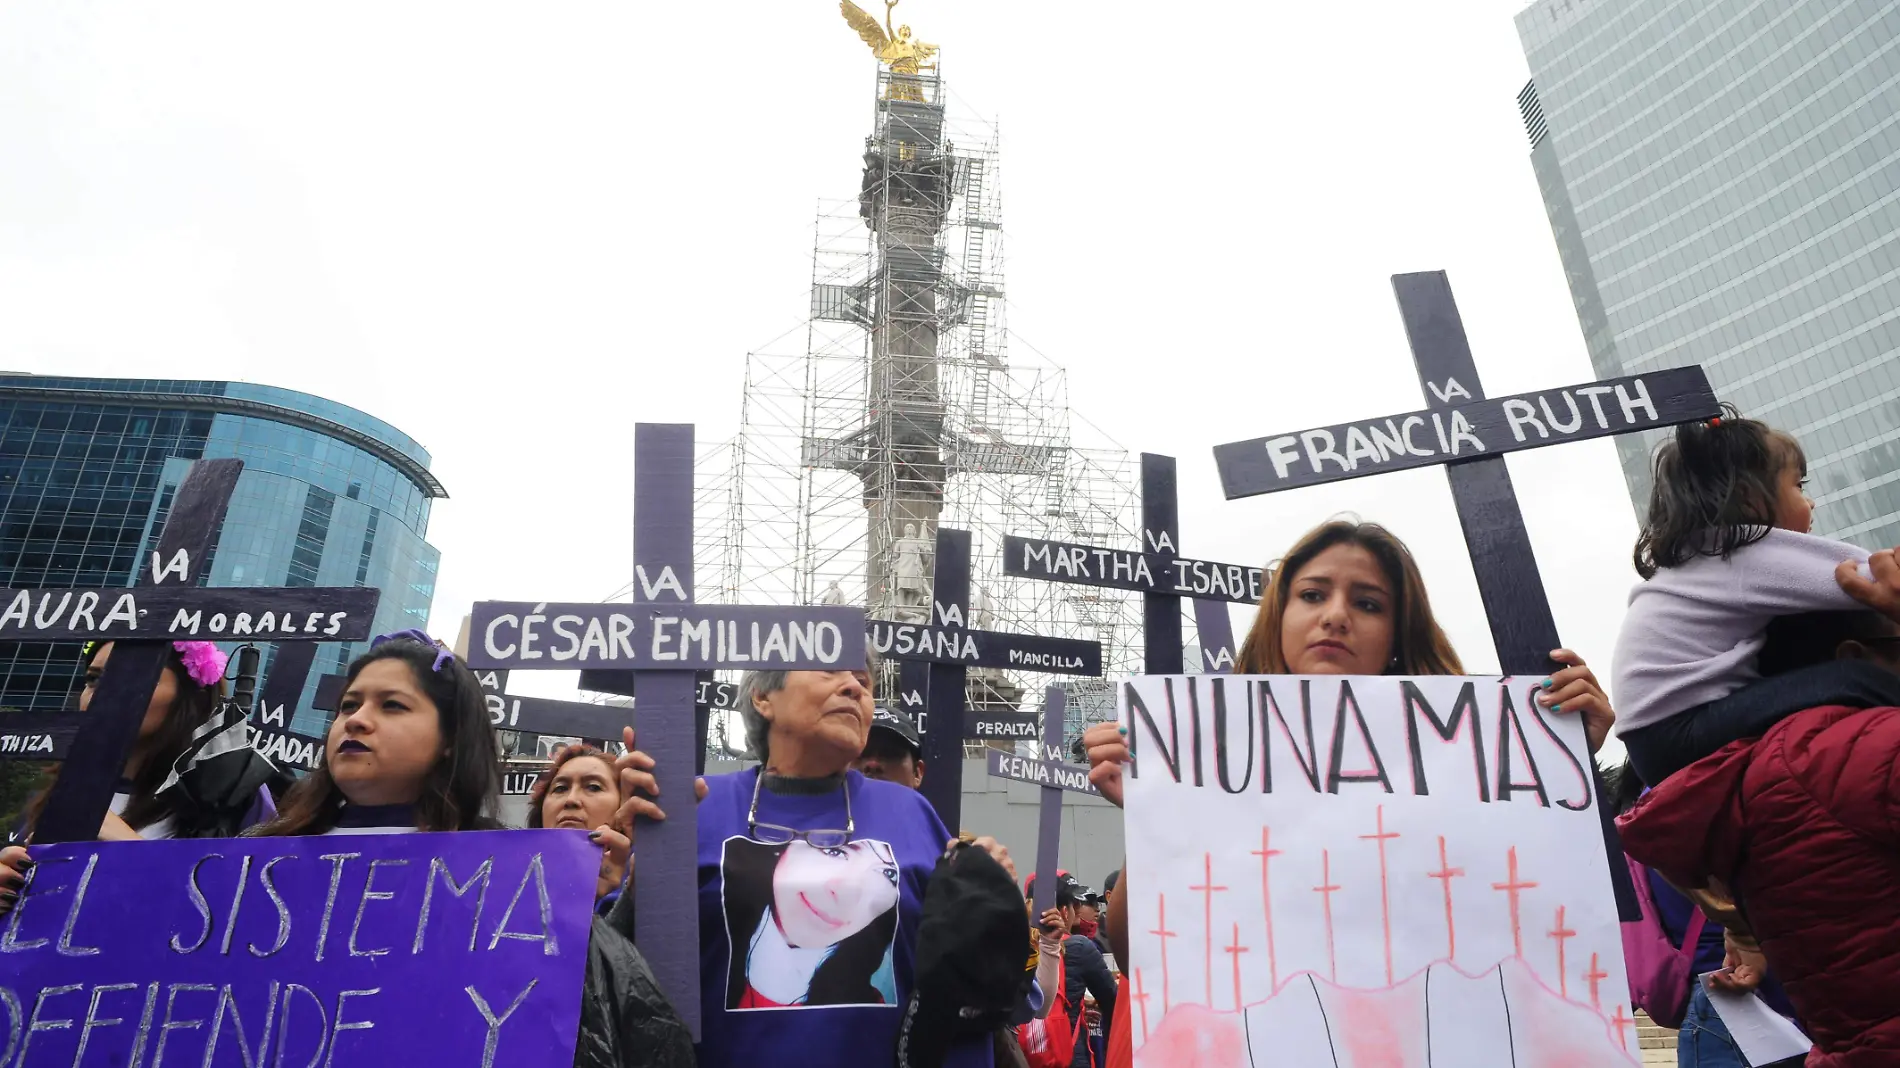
[1535,648,1615,755]
[613,725,708,883]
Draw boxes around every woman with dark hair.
[246,631,694,1067]
[530,744,637,912]
[249,631,503,835]
[11,640,282,843]
[1085,518,1617,1067]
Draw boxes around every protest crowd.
[5,408,1900,1068]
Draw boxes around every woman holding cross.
[1079,518,1617,1065]
[618,660,1023,1068]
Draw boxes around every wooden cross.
[1211,271,1718,920]
[872,525,1103,833]
[576,670,742,774]
[249,642,325,773]
[1026,686,1067,919]
[0,458,380,843]
[1004,453,1263,675]
[462,423,864,1039]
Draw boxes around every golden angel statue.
[840,0,938,100]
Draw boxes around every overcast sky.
[0,2,1646,719]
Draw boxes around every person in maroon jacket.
[1620,588,1900,1066]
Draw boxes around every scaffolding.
[703,66,1146,752]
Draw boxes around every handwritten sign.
[466,603,862,671]
[1212,366,1716,498]
[249,728,324,773]
[1002,537,1263,605]
[1120,674,1633,1064]
[1,830,596,1068]
[868,618,1101,675]
[968,715,1039,741]
[985,751,1098,796]
[0,711,79,761]
[0,587,380,642]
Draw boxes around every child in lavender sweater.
[1613,408,1900,786]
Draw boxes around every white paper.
[1121,674,1637,1067]
[1697,974,1811,1065]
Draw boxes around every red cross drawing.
[1225,922,1249,1012]
[1584,952,1609,1010]
[1490,846,1538,958]
[1250,825,1283,990]
[1359,804,1401,985]
[1313,849,1342,982]
[1427,834,1465,962]
[1131,968,1152,1046]
[1189,851,1229,1006]
[1609,1003,1634,1050]
[1149,893,1178,1014]
[1547,905,1577,998]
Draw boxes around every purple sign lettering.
[466,603,865,671]
[986,750,1099,796]
[2,830,595,1068]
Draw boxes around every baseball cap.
[869,705,923,756]
[1024,870,1095,907]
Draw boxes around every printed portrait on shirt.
[720,835,902,1009]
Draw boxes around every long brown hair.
[23,642,223,835]
[1234,519,1464,676]
[253,638,502,836]
[525,745,617,829]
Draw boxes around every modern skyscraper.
[0,375,445,733]
[1517,0,1900,547]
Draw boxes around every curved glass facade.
[1519,0,1900,549]
[0,374,443,734]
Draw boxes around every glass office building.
[0,375,445,734]
[1517,0,1900,547]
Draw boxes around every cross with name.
[576,670,743,773]
[462,423,864,1039]
[248,641,326,773]
[1,458,380,843]
[1005,453,1263,675]
[1016,686,1069,920]
[878,525,1103,833]
[1211,271,1717,920]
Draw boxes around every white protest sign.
[1120,674,1635,1067]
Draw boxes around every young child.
[1613,407,1900,786]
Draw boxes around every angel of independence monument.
[709,0,1151,760]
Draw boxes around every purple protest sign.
[1,830,597,1068]
[465,603,864,671]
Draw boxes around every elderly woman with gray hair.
[620,663,1015,1068]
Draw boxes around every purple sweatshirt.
[1612,528,1871,733]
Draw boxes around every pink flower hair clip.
[171,641,228,688]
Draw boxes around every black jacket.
[574,887,695,1068]
[1061,935,1116,1068]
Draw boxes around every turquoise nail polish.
[1551,703,1562,713]
[1117,726,1128,735]
[1540,678,1554,690]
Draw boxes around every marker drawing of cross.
[465,424,865,1039]
[1224,922,1249,1012]
[1584,951,1609,1010]
[1003,453,1263,674]
[1131,967,1152,1046]
[1491,846,1539,959]
[1609,1004,1634,1050]
[1251,826,1282,990]
[3,458,381,843]
[1359,804,1401,985]
[1212,272,1719,923]
[1313,849,1342,983]
[1188,851,1229,1006]
[1149,893,1178,1015]
[1427,834,1465,962]
[1548,905,1577,998]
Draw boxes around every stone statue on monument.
[821,579,847,606]
[893,521,931,621]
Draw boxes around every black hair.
[1634,404,1805,579]
[1758,610,1900,678]
[256,638,502,835]
[720,836,901,1008]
